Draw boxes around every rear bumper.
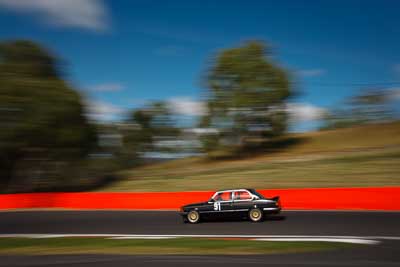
[262,207,281,214]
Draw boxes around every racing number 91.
[213,202,221,211]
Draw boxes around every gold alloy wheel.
[187,210,200,223]
[249,208,263,222]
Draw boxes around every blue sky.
[1,0,400,131]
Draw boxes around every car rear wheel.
[187,210,200,223]
[248,208,263,222]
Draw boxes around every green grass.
[0,238,356,255]
[105,150,400,191]
[102,122,400,192]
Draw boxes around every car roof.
[215,188,255,193]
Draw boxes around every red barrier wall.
[0,187,399,211]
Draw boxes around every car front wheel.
[248,208,263,222]
[187,210,200,223]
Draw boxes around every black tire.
[187,210,200,224]
[248,208,263,222]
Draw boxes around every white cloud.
[0,0,109,31]
[286,103,327,122]
[167,97,207,116]
[184,128,219,134]
[166,98,327,122]
[85,100,125,121]
[297,69,325,77]
[90,83,124,92]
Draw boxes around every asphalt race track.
[1,210,400,266]
[1,210,400,236]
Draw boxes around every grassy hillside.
[102,122,400,192]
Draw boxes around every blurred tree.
[120,101,180,165]
[0,40,97,192]
[349,90,394,123]
[202,41,292,153]
[321,90,395,130]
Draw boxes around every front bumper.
[179,212,188,217]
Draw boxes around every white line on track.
[0,234,396,244]
[254,238,379,245]
[110,236,177,240]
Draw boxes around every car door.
[232,190,253,216]
[195,200,217,219]
[212,191,234,218]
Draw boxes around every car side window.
[234,191,252,200]
[213,192,232,201]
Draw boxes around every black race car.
[180,188,281,223]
